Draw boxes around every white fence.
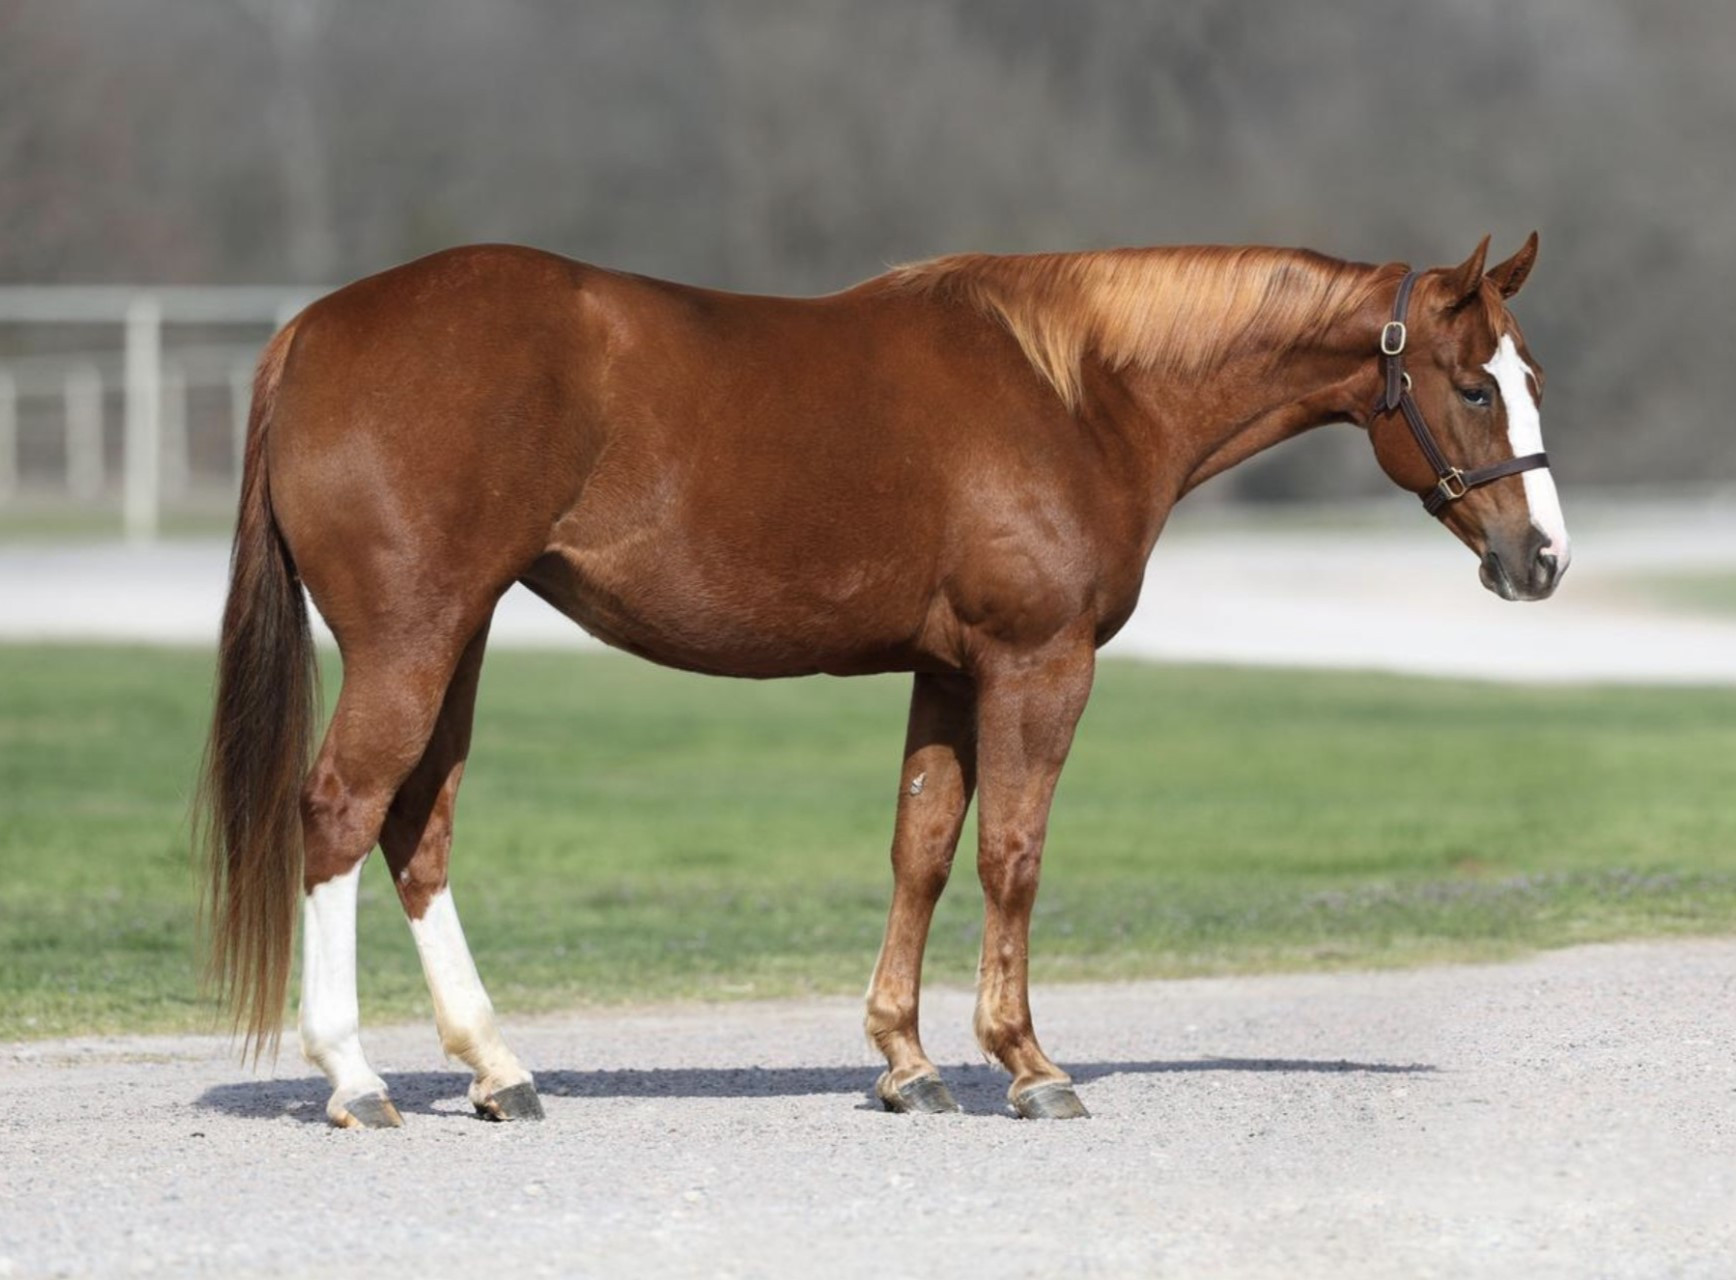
[0,286,326,540]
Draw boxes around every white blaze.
[1483,333,1570,567]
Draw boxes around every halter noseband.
[1377,270,1550,516]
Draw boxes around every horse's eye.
[1459,386,1493,408]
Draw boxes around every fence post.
[65,363,105,501]
[229,364,252,487]
[123,295,162,541]
[0,368,16,505]
[161,359,188,499]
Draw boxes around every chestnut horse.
[201,235,1567,1127]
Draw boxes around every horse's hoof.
[1012,1081,1090,1120]
[475,1081,546,1122]
[880,1073,962,1115]
[332,1092,404,1130]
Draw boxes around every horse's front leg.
[971,635,1095,1119]
[865,673,977,1114]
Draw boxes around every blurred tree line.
[2,0,1730,494]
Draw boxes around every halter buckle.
[1380,320,1407,356]
[1433,469,1469,503]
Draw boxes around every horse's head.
[1367,233,1568,601]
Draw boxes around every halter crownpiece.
[1378,270,1550,516]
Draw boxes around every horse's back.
[265,243,912,526]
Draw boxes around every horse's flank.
[889,246,1396,412]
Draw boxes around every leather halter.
[1376,270,1550,516]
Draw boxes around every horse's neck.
[1101,302,1386,501]
[1179,351,1377,495]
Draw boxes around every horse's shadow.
[196,1055,1437,1125]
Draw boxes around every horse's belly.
[520,543,940,679]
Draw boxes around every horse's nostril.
[1534,550,1560,592]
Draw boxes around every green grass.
[2,646,1734,1041]
[0,504,237,543]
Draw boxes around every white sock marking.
[408,887,529,1089]
[300,862,386,1106]
[1484,333,1570,568]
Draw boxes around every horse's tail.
[196,319,315,1062]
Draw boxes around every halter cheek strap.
[1378,270,1550,516]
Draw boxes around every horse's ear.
[1486,231,1539,300]
[1441,235,1491,309]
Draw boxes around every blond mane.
[889,246,1390,411]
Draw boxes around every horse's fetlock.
[864,991,917,1040]
[439,1028,478,1063]
[973,1007,1022,1063]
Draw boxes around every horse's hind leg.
[378,618,541,1122]
[865,673,975,1115]
[298,623,482,1129]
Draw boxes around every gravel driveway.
[5,939,1733,1279]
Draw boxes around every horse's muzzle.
[1480,546,1564,602]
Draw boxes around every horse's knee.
[892,855,952,902]
[894,811,964,891]
[977,825,1045,905]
